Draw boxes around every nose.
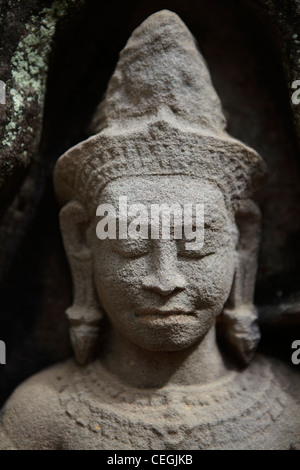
[142,241,187,297]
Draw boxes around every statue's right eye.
[111,239,151,258]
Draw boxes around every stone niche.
[0,0,299,450]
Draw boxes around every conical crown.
[54,10,266,211]
[91,9,226,134]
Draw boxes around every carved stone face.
[87,175,237,352]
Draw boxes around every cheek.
[93,249,147,307]
[181,250,235,307]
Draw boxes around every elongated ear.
[59,200,103,365]
[219,199,261,366]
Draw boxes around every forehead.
[99,176,226,208]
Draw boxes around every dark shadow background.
[1,0,300,406]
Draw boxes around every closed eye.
[111,239,151,258]
[176,239,215,259]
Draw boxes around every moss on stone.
[2,0,79,152]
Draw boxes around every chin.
[126,317,212,352]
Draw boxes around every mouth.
[136,308,195,317]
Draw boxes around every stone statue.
[0,10,299,450]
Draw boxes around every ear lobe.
[59,201,103,365]
[219,199,262,365]
[59,200,91,263]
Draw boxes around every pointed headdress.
[54,10,266,212]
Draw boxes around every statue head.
[54,10,266,366]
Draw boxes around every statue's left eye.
[176,238,216,259]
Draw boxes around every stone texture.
[1,1,300,403]
[0,354,299,449]
[0,0,82,287]
[1,10,299,450]
[0,0,80,205]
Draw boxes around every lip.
[136,308,194,316]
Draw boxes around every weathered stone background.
[0,0,300,406]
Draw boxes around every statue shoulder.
[0,359,75,450]
[254,354,300,449]
[265,354,300,398]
